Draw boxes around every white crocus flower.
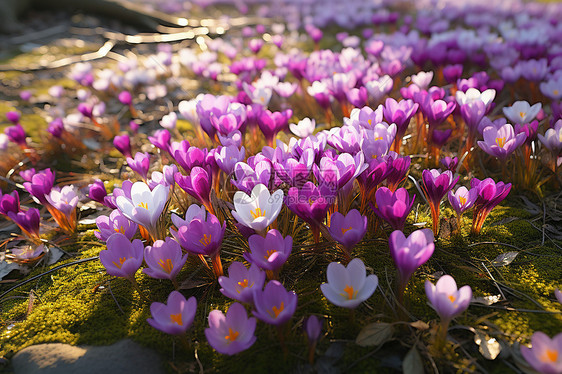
[502,100,542,125]
[289,118,316,138]
[455,87,496,108]
[116,182,169,239]
[231,184,283,231]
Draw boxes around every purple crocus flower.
[23,168,55,204]
[0,191,20,216]
[389,229,434,295]
[218,261,266,304]
[425,275,472,322]
[45,186,78,228]
[118,91,132,106]
[148,129,171,155]
[47,118,64,138]
[5,124,27,146]
[173,145,207,173]
[383,98,419,146]
[95,209,138,242]
[215,145,245,175]
[205,302,257,355]
[372,187,415,231]
[5,111,20,124]
[147,291,197,335]
[9,208,41,240]
[253,280,297,326]
[286,182,334,237]
[520,332,562,374]
[470,178,511,234]
[113,134,132,159]
[19,168,35,182]
[328,209,367,256]
[304,315,323,345]
[477,123,526,161]
[173,212,225,258]
[385,153,411,191]
[175,167,212,209]
[538,120,562,156]
[421,169,459,234]
[448,186,478,216]
[257,109,292,145]
[440,157,458,173]
[126,152,151,180]
[143,237,188,282]
[244,229,292,274]
[99,233,144,278]
[420,98,456,127]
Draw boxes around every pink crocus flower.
[99,233,144,279]
[147,291,197,336]
[218,261,266,304]
[143,237,188,285]
[205,302,257,355]
[520,332,562,374]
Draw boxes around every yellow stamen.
[138,202,148,209]
[448,295,456,303]
[495,137,506,148]
[519,111,526,118]
[158,258,174,273]
[459,196,467,206]
[112,257,129,269]
[264,249,277,260]
[199,234,212,247]
[271,302,285,318]
[225,328,239,341]
[341,227,353,235]
[373,136,383,141]
[170,313,182,325]
[250,208,266,220]
[372,154,378,159]
[340,285,358,300]
[308,198,315,206]
[368,119,372,126]
[554,89,559,96]
[541,349,559,363]
[237,279,249,290]
[114,226,126,234]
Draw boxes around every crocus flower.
[175,167,212,210]
[244,229,292,274]
[205,302,257,355]
[170,204,206,236]
[503,101,542,125]
[88,180,108,205]
[5,111,20,124]
[95,209,138,242]
[440,157,458,173]
[520,332,562,374]
[477,123,526,161]
[159,112,177,129]
[286,182,334,239]
[215,145,245,175]
[23,168,55,205]
[448,186,478,217]
[218,261,266,304]
[328,209,367,257]
[231,184,283,232]
[304,315,323,344]
[555,289,562,305]
[289,118,316,138]
[538,120,562,156]
[425,275,472,322]
[126,152,151,180]
[320,258,378,309]
[8,208,41,240]
[143,237,188,283]
[253,280,297,325]
[147,291,197,335]
[99,233,144,278]
[372,187,415,231]
[148,129,171,155]
[115,182,169,241]
[5,124,27,146]
[113,134,132,159]
[0,191,20,217]
[470,178,511,234]
[47,118,64,138]
[11,243,45,261]
[421,169,459,234]
[389,229,434,295]
[45,186,79,234]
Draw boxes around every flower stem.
[128,275,150,303]
[435,319,451,352]
[211,253,224,278]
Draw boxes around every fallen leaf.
[402,347,424,374]
[410,320,429,330]
[491,251,519,267]
[471,295,502,306]
[355,322,394,347]
[474,330,501,360]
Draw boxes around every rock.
[12,339,166,374]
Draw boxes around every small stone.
[12,339,165,374]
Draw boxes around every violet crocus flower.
[147,291,197,335]
[172,142,207,172]
[0,191,20,216]
[470,178,511,234]
[95,209,138,242]
[448,186,478,218]
[383,98,418,147]
[143,237,188,283]
[440,157,458,173]
[425,275,472,322]
[23,168,55,204]
[520,332,562,374]
[286,182,334,240]
[538,120,562,156]
[205,302,257,355]
[421,169,459,234]
[45,185,79,233]
[421,99,456,127]
[219,261,266,304]
[99,233,144,279]
[115,182,169,241]
[372,187,415,231]
[5,111,20,124]
[244,229,292,274]
[328,209,367,257]
[19,168,35,182]
[47,118,64,138]
[257,109,292,145]
[148,129,171,155]
[175,167,212,210]
[118,91,132,106]
[389,229,434,295]
[5,124,27,146]
[113,134,132,159]
[170,204,206,236]
[126,152,151,180]
[231,184,283,232]
[215,145,245,175]
[385,154,411,191]
[555,289,562,305]
[477,123,526,161]
[253,280,297,326]
[503,101,542,125]
[8,208,41,240]
[320,258,378,309]
[304,315,323,345]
